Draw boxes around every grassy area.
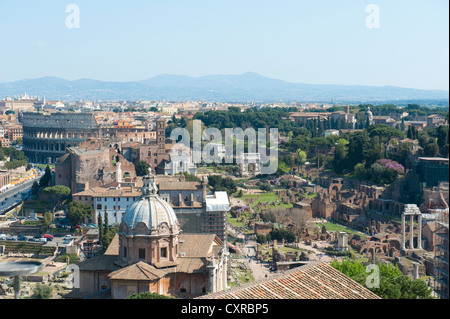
[227,212,247,228]
[229,262,254,287]
[317,222,367,238]
[241,193,293,210]
[0,241,56,255]
[304,192,317,199]
[277,246,302,253]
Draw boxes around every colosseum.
[22,112,102,164]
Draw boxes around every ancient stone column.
[401,214,406,250]
[417,214,423,249]
[409,215,414,249]
[413,262,419,280]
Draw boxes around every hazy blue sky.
[0,0,448,90]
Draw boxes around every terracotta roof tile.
[198,262,380,299]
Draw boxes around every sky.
[0,0,448,91]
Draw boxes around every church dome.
[120,169,180,236]
[123,196,178,233]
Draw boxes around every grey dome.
[121,168,179,235]
[122,195,178,232]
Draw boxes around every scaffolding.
[433,209,449,299]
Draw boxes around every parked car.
[43,234,54,240]
[37,238,47,243]
[62,238,74,245]
[33,235,42,240]
[0,234,6,240]
[28,237,38,242]
[6,236,16,241]
[17,235,27,241]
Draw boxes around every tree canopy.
[331,259,432,299]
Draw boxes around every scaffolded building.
[433,210,449,299]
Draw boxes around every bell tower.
[156,118,168,165]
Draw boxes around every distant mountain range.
[0,72,448,103]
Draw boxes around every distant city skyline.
[0,0,448,91]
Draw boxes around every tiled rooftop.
[197,262,380,299]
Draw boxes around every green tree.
[353,163,367,180]
[67,201,93,226]
[424,142,439,157]
[332,139,349,173]
[31,180,40,196]
[295,149,307,174]
[32,284,53,299]
[40,212,53,233]
[39,165,52,188]
[436,125,449,153]
[368,124,404,157]
[135,160,150,176]
[208,175,237,195]
[182,172,200,181]
[270,229,296,243]
[347,131,370,170]
[43,185,71,213]
[331,259,432,299]
[98,213,104,245]
[126,292,174,299]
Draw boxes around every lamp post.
[0,261,44,299]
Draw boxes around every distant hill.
[0,72,448,103]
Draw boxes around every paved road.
[0,172,43,216]
[229,224,273,281]
[241,241,273,281]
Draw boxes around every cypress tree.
[103,211,109,238]
[98,213,103,245]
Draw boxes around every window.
[180,288,187,293]
[161,247,167,258]
[123,247,127,257]
[138,248,146,260]
[97,204,102,210]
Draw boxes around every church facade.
[70,170,228,299]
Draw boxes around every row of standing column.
[401,213,422,250]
